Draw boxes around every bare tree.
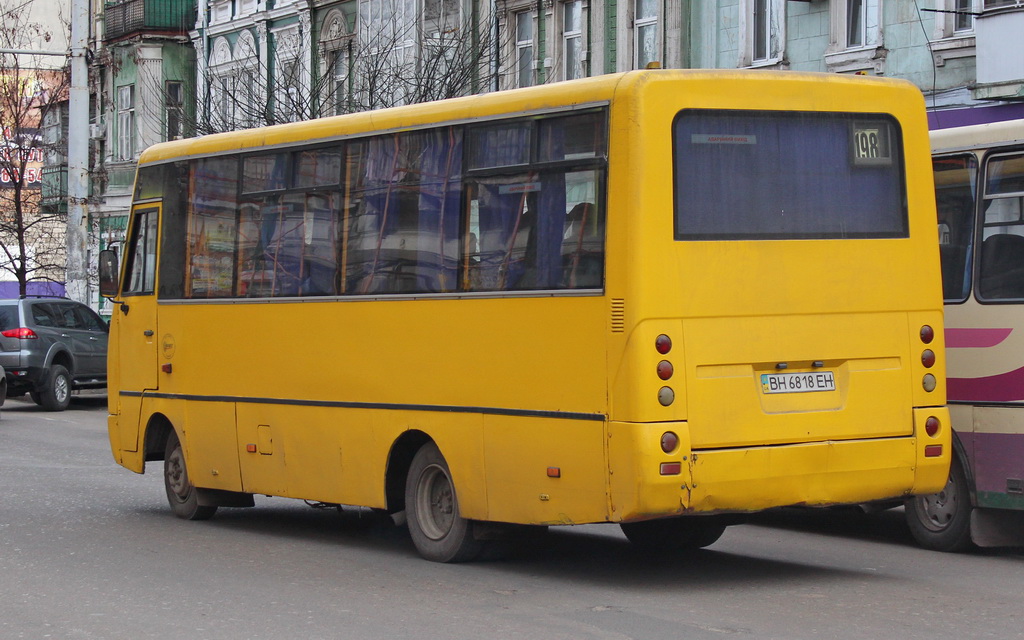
[0,4,70,296]
[177,12,494,136]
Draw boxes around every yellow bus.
[100,70,950,562]
[908,118,1024,550]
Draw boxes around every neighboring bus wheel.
[620,517,726,551]
[405,442,483,563]
[164,431,218,521]
[905,455,972,552]
[39,364,71,412]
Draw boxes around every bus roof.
[138,69,922,166]
[930,118,1024,154]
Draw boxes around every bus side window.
[978,152,1024,300]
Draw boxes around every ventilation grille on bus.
[611,298,626,333]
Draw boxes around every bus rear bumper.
[608,408,951,521]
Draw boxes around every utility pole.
[65,0,89,303]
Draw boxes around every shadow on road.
[2,392,107,412]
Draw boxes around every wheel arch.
[46,346,75,375]
[142,412,176,464]
[384,430,432,514]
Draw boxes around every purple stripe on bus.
[945,327,1013,349]
[967,431,1024,497]
[948,366,1024,402]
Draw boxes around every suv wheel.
[40,364,72,411]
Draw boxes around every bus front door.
[114,205,161,453]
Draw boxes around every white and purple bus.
[908,119,1024,550]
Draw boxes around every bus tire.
[164,431,218,521]
[405,442,483,563]
[40,364,71,411]
[905,454,972,552]
[620,517,726,551]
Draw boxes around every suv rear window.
[673,109,908,240]
[0,303,17,331]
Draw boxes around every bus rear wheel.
[405,442,483,563]
[905,454,972,552]
[620,517,726,551]
[164,431,218,521]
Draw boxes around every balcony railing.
[104,0,197,42]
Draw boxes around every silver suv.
[0,297,108,411]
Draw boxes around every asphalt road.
[2,396,1022,640]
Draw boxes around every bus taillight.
[657,360,673,380]
[925,416,940,437]
[920,325,934,344]
[660,431,679,453]
[655,334,672,354]
[921,349,936,368]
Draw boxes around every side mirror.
[98,249,120,298]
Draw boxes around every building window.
[166,81,183,141]
[847,0,865,47]
[215,75,233,128]
[744,0,784,66]
[825,0,883,73]
[929,0,979,68]
[955,0,977,32]
[563,1,584,80]
[117,85,135,160]
[754,0,769,61]
[516,11,534,87]
[634,0,659,68]
[330,47,350,115]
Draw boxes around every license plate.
[760,371,836,394]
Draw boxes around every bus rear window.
[673,110,907,240]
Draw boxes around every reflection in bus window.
[173,111,606,299]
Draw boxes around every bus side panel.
[183,400,243,493]
[481,415,609,525]
[972,406,1024,510]
[380,410,488,520]
[606,420,693,521]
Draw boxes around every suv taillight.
[1,327,38,339]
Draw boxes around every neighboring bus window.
[673,110,907,240]
[124,209,158,295]
[187,157,239,298]
[978,151,1024,300]
[933,154,977,301]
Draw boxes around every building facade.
[47,0,1022,311]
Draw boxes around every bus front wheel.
[164,431,218,521]
[405,442,483,563]
[905,455,972,552]
[620,517,726,551]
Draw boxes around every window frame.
[117,84,135,161]
[633,0,660,70]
